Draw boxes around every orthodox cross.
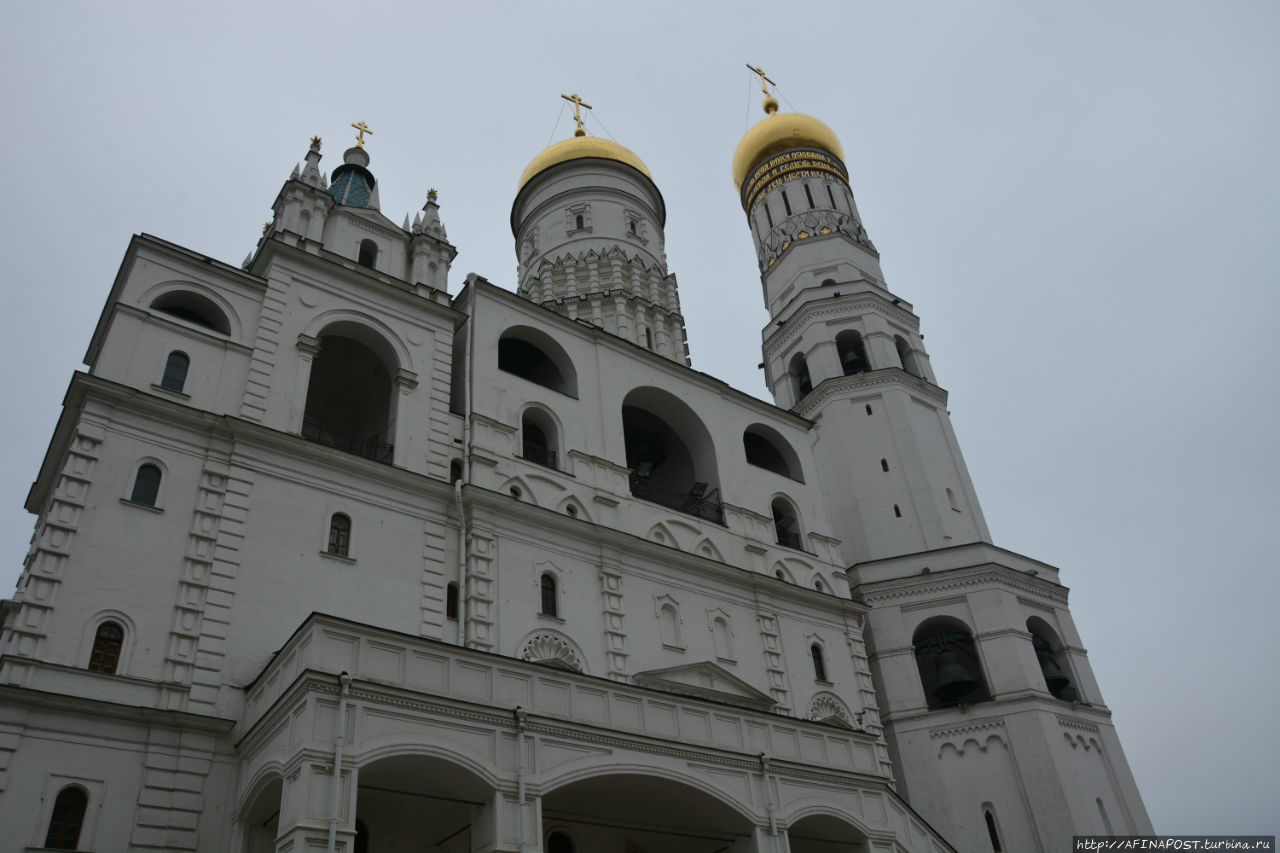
[310,135,322,147]
[747,63,776,96]
[561,93,593,137]
[351,121,373,149]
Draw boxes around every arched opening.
[788,813,871,853]
[658,603,681,648]
[771,497,803,550]
[130,463,162,506]
[622,387,722,523]
[789,351,813,400]
[356,755,492,853]
[44,786,88,850]
[302,327,396,464]
[540,573,558,617]
[547,829,575,853]
[895,334,922,378]
[541,773,754,853]
[498,327,578,396]
[240,775,282,853]
[150,290,231,334]
[836,330,871,375]
[161,350,190,392]
[328,513,351,557]
[1028,617,1078,701]
[88,621,124,673]
[521,407,559,470]
[743,424,804,482]
[357,239,378,269]
[914,617,991,709]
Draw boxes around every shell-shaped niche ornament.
[809,692,854,728]
[521,633,583,671]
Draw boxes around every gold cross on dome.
[561,93,593,137]
[351,121,373,149]
[747,63,776,96]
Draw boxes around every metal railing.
[521,443,558,470]
[302,418,394,464]
[629,475,725,525]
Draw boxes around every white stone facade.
[0,108,1148,853]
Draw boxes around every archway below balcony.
[355,753,494,853]
[787,812,871,853]
[622,387,722,524]
[302,320,401,464]
[239,773,281,853]
[542,771,755,853]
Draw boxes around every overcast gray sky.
[1,0,1276,837]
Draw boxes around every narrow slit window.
[540,573,558,617]
[811,643,827,681]
[881,458,890,472]
[827,184,837,208]
[781,190,792,216]
[574,214,584,230]
[985,810,1003,852]
[866,404,873,415]
[764,203,774,228]
[446,582,459,620]
[894,504,902,518]
[804,184,815,209]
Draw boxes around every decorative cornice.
[1056,714,1100,734]
[796,369,948,415]
[765,295,920,356]
[855,564,1069,607]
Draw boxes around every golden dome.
[732,111,846,192]
[517,135,653,192]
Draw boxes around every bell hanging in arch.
[1038,651,1072,696]
[933,649,979,704]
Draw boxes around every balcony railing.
[629,475,725,525]
[302,418,394,464]
[521,443,558,470]
[776,528,804,550]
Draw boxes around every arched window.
[881,458,890,472]
[540,573,558,618]
[88,621,124,674]
[521,408,559,470]
[301,326,397,464]
[622,387,722,524]
[161,351,190,392]
[498,327,578,396]
[150,290,231,334]
[547,829,575,853]
[914,618,991,709]
[789,352,813,400]
[712,616,733,660]
[44,786,87,850]
[1028,618,1078,700]
[357,239,378,268]
[836,330,870,375]
[743,424,804,482]
[328,513,351,557]
[130,463,162,506]
[450,459,463,484]
[895,335,922,378]
[659,602,681,648]
[446,582,459,620]
[811,643,828,681]
[771,497,803,550]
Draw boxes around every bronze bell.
[933,649,979,703]
[1039,654,1072,695]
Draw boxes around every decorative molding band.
[929,715,1006,739]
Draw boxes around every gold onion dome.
[732,107,846,192]
[517,135,653,192]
